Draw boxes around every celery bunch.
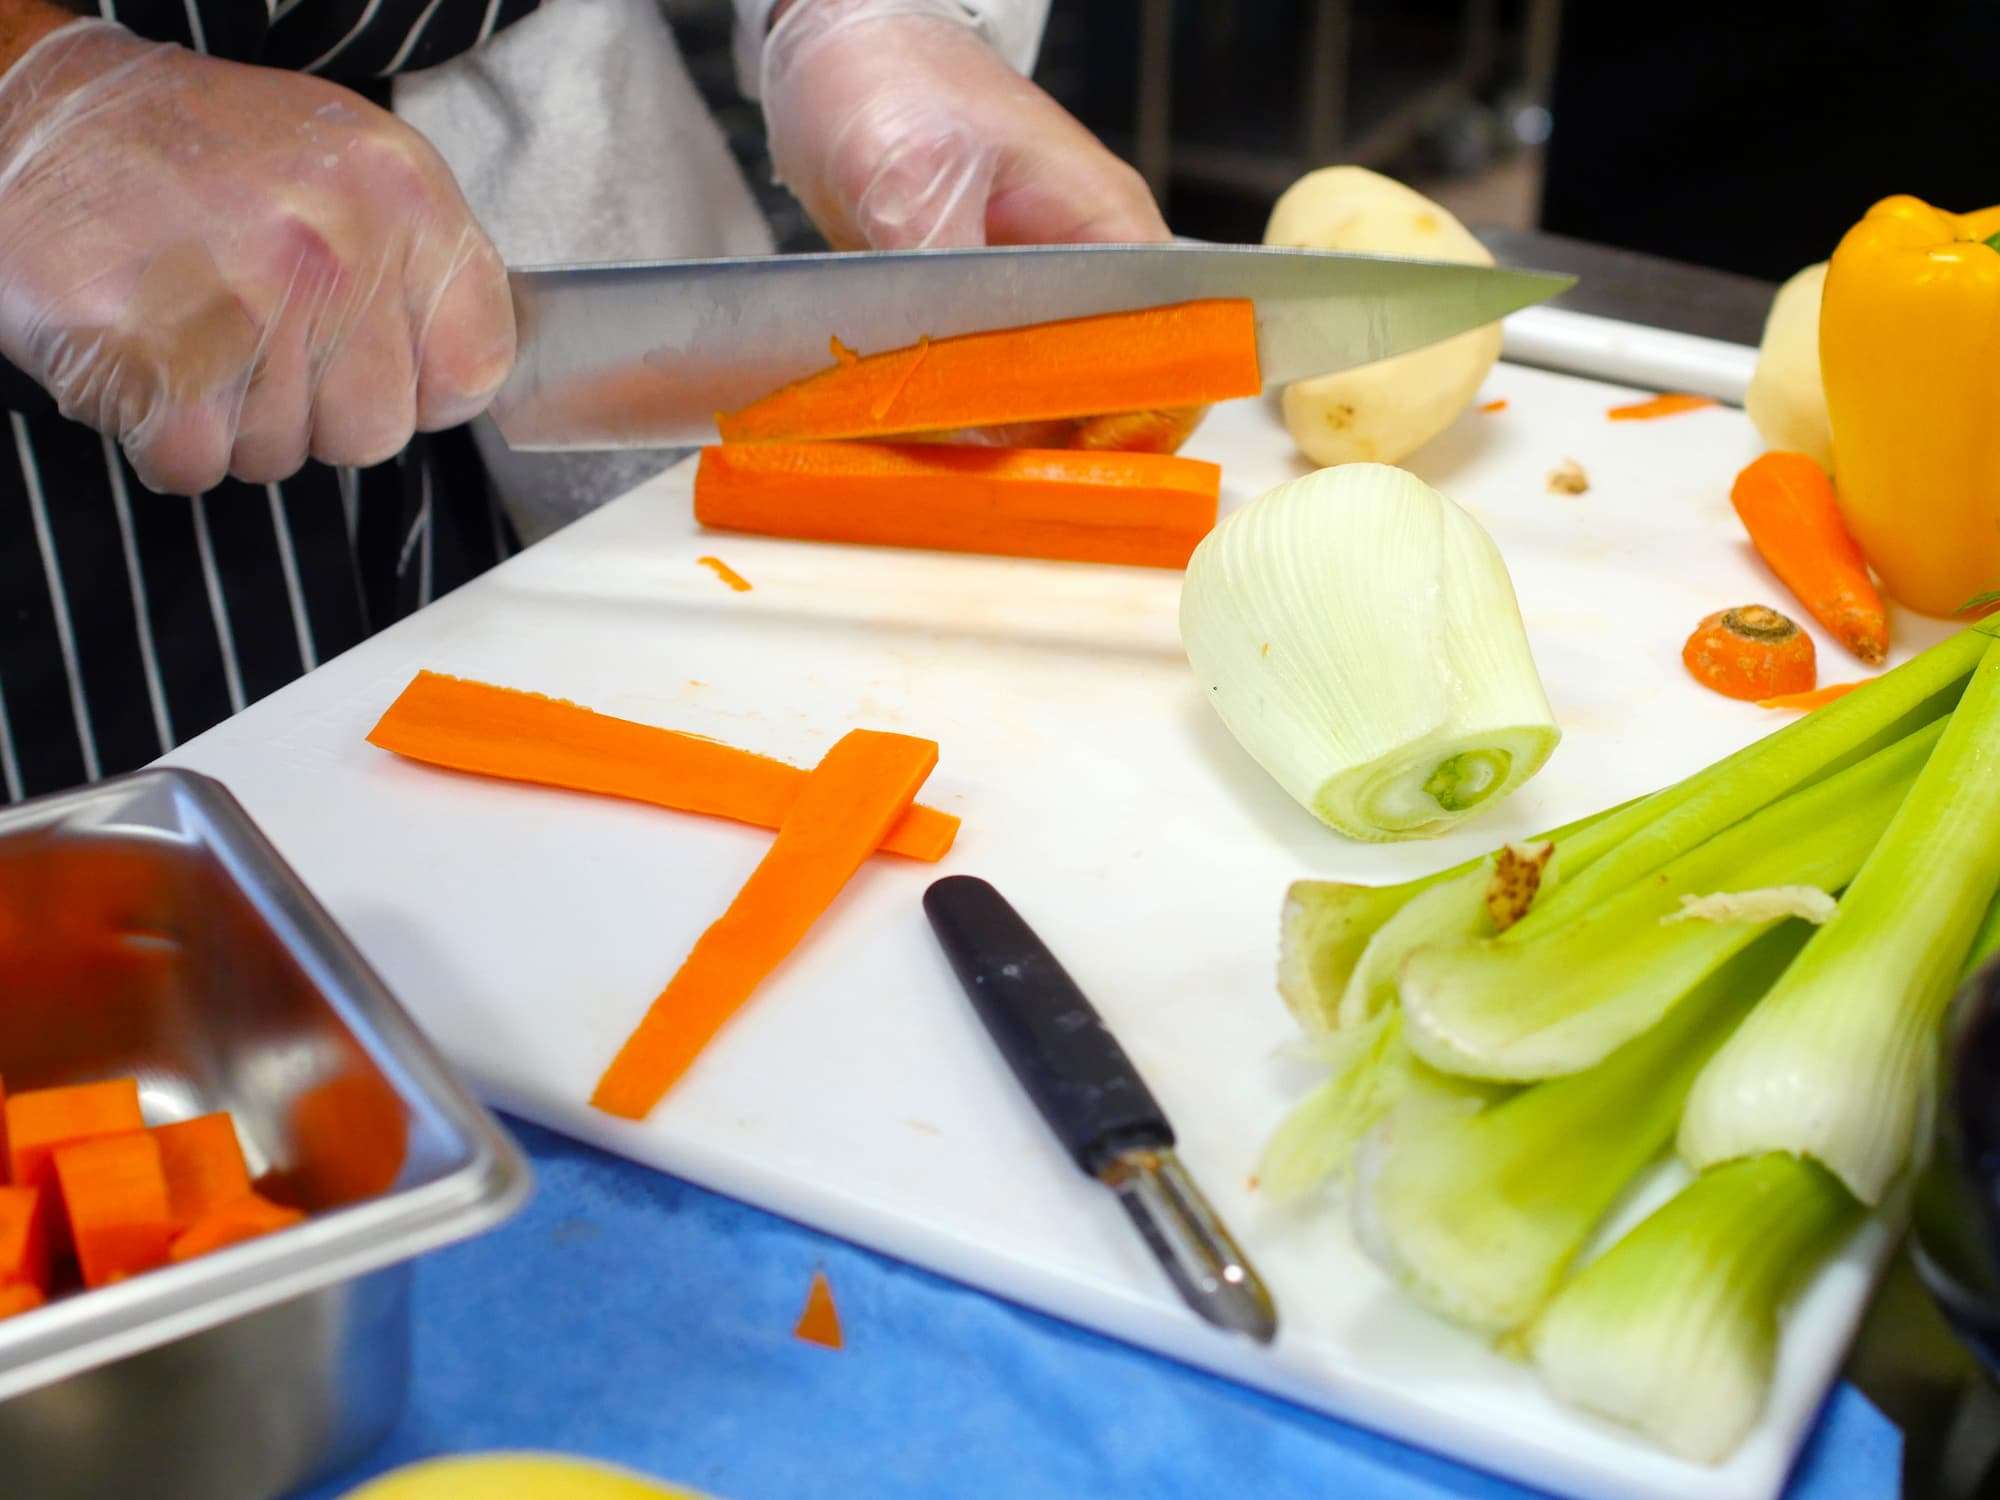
[1258,624,2000,1463]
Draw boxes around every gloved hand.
[0,19,513,494]
[758,0,1170,251]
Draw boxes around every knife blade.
[492,242,1573,451]
[922,874,1278,1345]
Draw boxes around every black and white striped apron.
[0,0,545,803]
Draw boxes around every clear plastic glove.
[0,20,513,494]
[759,0,1170,251]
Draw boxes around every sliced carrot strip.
[591,730,939,1120]
[168,1192,306,1263]
[0,1186,50,1292]
[695,442,1220,570]
[1731,452,1888,666]
[717,300,1261,443]
[0,1282,44,1319]
[1607,392,1718,420]
[153,1114,252,1230]
[54,1130,173,1288]
[370,673,958,862]
[1759,681,1864,711]
[794,1269,843,1350]
[1479,398,1509,413]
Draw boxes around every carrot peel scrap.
[1607,392,1718,421]
[1759,682,1864,711]
[793,1269,843,1349]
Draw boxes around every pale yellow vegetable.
[343,1454,705,1500]
[1263,167,1502,466]
[1744,262,1833,474]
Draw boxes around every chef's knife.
[493,242,1573,451]
[922,874,1277,1345]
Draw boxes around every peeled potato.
[1263,166,1503,466]
[343,1454,706,1500]
[1743,261,1832,474]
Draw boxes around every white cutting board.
[164,314,1939,1500]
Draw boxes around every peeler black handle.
[923,875,1173,1175]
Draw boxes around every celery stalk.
[1961,884,2000,981]
[1503,627,1984,942]
[1349,929,1805,1334]
[1256,1010,1503,1203]
[1397,719,1942,1080]
[1312,631,1973,1032]
[1523,1155,1861,1464]
[1681,635,2000,1205]
[1278,801,1635,1033]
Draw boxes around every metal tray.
[0,768,531,1496]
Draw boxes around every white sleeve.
[733,0,1053,100]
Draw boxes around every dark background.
[666,0,1998,281]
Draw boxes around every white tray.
[165,309,1938,1500]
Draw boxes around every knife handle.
[923,875,1173,1174]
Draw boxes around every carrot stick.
[694,442,1221,570]
[1730,452,1889,665]
[7,1078,145,1192]
[1759,681,1864,711]
[1607,392,1718,420]
[53,1131,174,1287]
[368,673,959,863]
[0,1282,44,1319]
[168,1192,306,1263]
[0,1187,50,1292]
[1683,605,1817,701]
[716,300,1261,444]
[592,730,940,1120]
[153,1114,252,1230]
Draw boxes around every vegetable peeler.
[923,875,1277,1345]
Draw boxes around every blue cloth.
[303,1117,1901,1500]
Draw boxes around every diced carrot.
[694,442,1220,570]
[8,1078,145,1191]
[368,673,960,863]
[1730,452,1889,665]
[168,1192,306,1263]
[1608,392,1718,420]
[717,300,1261,444]
[1759,681,1865,711]
[53,1130,173,1288]
[1683,605,1817,701]
[153,1114,252,1230]
[0,1186,50,1292]
[284,1072,408,1208]
[591,730,940,1120]
[793,1270,843,1350]
[0,1282,44,1319]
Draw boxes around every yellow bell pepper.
[1820,194,2000,617]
